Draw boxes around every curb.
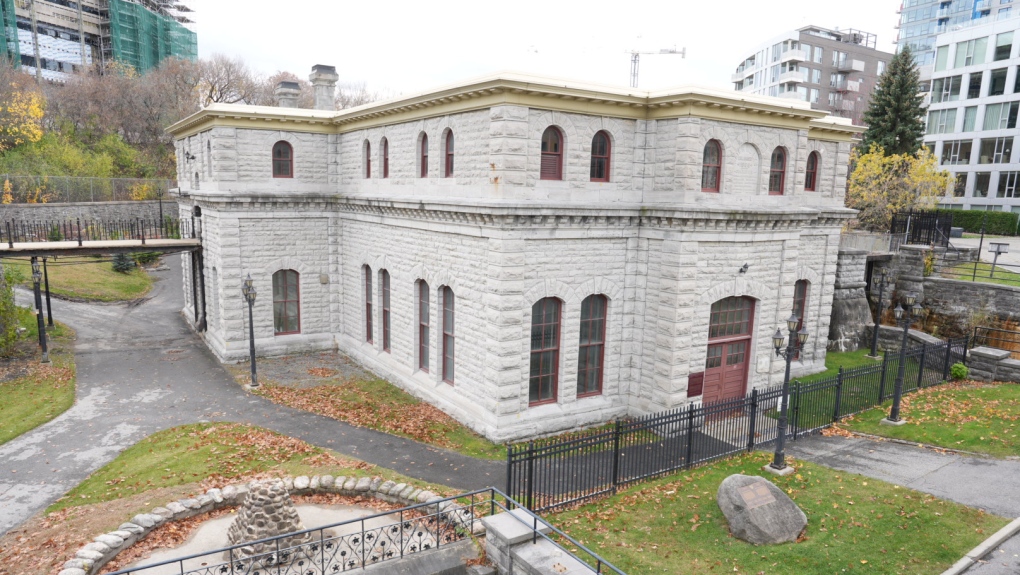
[843,431,1020,461]
[940,516,1020,575]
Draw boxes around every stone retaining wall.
[58,474,468,575]
[924,277,1020,326]
[967,347,1020,383]
[0,200,179,225]
[864,323,943,354]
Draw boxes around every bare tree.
[335,81,385,110]
[252,71,315,108]
[198,54,263,105]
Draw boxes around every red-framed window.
[272,141,293,178]
[381,270,390,352]
[769,148,786,195]
[420,134,429,178]
[577,294,607,397]
[540,127,563,180]
[529,297,561,405]
[364,141,371,179]
[272,269,300,335]
[708,297,753,339]
[442,286,455,384]
[805,151,819,191]
[590,131,610,182]
[792,279,809,359]
[702,140,722,192]
[382,138,389,179]
[444,131,454,177]
[364,265,373,343]
[418,280,430,372]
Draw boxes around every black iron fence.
[0,175,176,203]
[508,337,968,512]
[0,217,192,247]
[936,228,1020,286]
[104,488,626,575]
[973,326,1020,359]
[890,209,953,247]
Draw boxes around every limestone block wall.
[968,347,1020,382]
[0,200,179,224]
[828,249,871,352]
[924,276,1020,325]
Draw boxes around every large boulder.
[717,474,806,545]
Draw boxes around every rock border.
[58,475,472,575]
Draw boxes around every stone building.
[167,69,861,442]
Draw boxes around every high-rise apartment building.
[926,13,1020,213]
[0,0,196,82]
[732,26,894,125]
[897,0,1014,71]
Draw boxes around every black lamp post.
[868,268,888,358]
[882,293,923,426]
[767,313,809,475]
[156,187,165,233]
[31,257,49,363]
[241,274,258,388]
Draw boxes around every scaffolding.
[0,0,18,64]
[105,0,195,73]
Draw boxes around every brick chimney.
[309,64,339,111]
[274,81,301,108]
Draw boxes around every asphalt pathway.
[787,434,1020,574]
[0,257,503,536]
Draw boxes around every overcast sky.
[195,0,901,96]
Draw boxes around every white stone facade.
[169,74,860,442]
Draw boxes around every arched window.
[382,138,389,179]
[590,131,610,182]
[444,130,455,177]
[418,280,430,371]
[272,270,300,335]
[793,280,810,359]
[577,295,607,397]
[364,140,371,179]
[768,147,786,195]
[529,297,561,405]
[442,286,455,383]
[805,152,819,192]
[702,140,722,192]
[540,127,563,180]
[364,265,373,343]
[420,133,429,178]
[381,270,390,352]
[272,141,293,178]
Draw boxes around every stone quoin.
[167,70,863,442]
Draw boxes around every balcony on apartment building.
[780,49,808,64]
[730,67,755,83]
[835,58,866,72]
[779,70,806,83]
[832,79,861,92]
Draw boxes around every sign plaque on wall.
[737,482,776,510]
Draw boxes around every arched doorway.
[703,296,755,404]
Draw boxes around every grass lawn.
[940,261,1020,288]
[550,452,1006,575]
[841,381,1020,458]
[49,422,452,514]
[1,257,152,302]
[0,307,75,445]
[250,377,507,460]
[795,349,880,384]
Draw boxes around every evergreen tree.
[112,253,135,273]
[861,46,926,156]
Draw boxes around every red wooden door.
[702,297,755,404]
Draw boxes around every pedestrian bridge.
[0,217,201,257]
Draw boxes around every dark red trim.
[702,140,722,192]
[365,141,371,179]
[418,280,430,372]
[576,294,607,397]
[445,131,454,178]
[540,127,563,181]
[805,152,819,191]
[364,265,373,343]
[272,269,301,335]
[769,148,786,195]
[589,131,610,182]
[420,134,429,178]
[272,141,293,179]
[381,270,390,352]
[382,138,389,179]
[442,286,455,384]
[529,297,561,406]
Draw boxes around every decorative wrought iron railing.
[103,488,627,575]
[508,337,968,513]
[890,209,953,248]
[973,326,1020,359]
[0,217,193,248]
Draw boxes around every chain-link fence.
[0,175,177,204]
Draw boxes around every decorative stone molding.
[57,475,461,575]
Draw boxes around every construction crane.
[629,47,686,88]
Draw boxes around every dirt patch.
[226,351,373,389]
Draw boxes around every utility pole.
[28,0,41,83]
[629,47,686,88]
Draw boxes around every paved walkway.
[0,257,503,536]
[950,235,1020,269]
[787,434,1020,574]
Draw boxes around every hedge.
[947,209,1019,236]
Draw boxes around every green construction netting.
[107,0,196,73]
[0,0,18,65]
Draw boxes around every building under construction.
[0,0,196,81]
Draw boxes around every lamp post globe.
[767,317,808,476]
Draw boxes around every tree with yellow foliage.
[0,64,44,153]
[846,145,953,231]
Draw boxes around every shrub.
[111,253,135,273]
[47,225,62,242]
[950,362,969,380]
[133,252,159,265]
[949,210,1019,236]
[0,265,18,357]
